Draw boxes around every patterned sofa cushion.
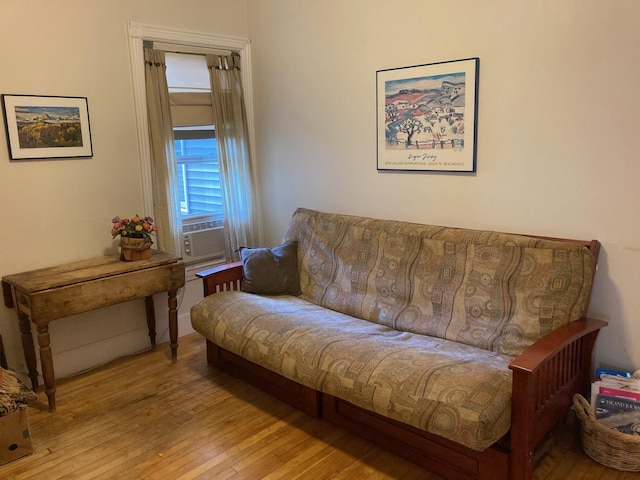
[283,208,595,356]
[191,292,514,451]
[0,367,37,416]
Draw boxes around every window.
[128,23,256,264]
[166,53,220,227]
[173,127,222,221]
[166,53,226,264]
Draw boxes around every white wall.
[0,0,248,380]
[2,0,638,385]
[246,0,640,371]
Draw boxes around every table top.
[2,252,183,294]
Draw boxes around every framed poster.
[376,57,479,172]
[2,94,93,160]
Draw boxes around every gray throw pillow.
[240,241,301,295]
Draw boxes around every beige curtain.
[207,54,259,261]
[144,49,182,255]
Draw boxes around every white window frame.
[126,21,257,220]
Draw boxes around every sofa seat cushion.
[191,292,514,451]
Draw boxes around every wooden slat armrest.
[507,316,607,480]
[196,261,243,297]
[195,261,243,279]
[509,317,608,374]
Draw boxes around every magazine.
[590,369,640,435]
[596,368,632,379]
[599,374,640,393]
[590,372,640,408]
[599,386,640,403]
[596,394,640,419]
[599,415,640,435]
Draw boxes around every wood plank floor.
[1,333,637,480]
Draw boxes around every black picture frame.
[377,57,479,172]
[2,94,93,160]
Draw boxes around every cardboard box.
[0,405,33,465]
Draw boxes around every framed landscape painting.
[377,57,479,172]
[2,94,93,160]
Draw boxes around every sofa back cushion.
[283,208,596,357]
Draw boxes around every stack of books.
[591,368,640,435]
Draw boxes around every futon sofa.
[191,208,606,480]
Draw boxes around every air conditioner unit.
[182,221,225,265]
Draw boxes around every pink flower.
[110,214,157,241]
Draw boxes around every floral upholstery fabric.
[283,208,595,357]
[190,208,596,451]
[191,292,513,451]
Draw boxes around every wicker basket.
[573,393,640,471]
[119,236,153,261]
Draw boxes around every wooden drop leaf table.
[2,252,185,412]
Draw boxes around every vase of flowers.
[111,215,158,261]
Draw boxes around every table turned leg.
[36,323,57,412]
[168,289,178,363]
[18,313,39,391]
[145,295,156,349]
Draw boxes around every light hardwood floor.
[1,333,636,480]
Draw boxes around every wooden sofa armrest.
[196,261,243,297]
[508,317,607,480]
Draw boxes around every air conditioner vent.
[182,221,225,265]
[183,219,223,233]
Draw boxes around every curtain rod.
[143,40,238,57]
